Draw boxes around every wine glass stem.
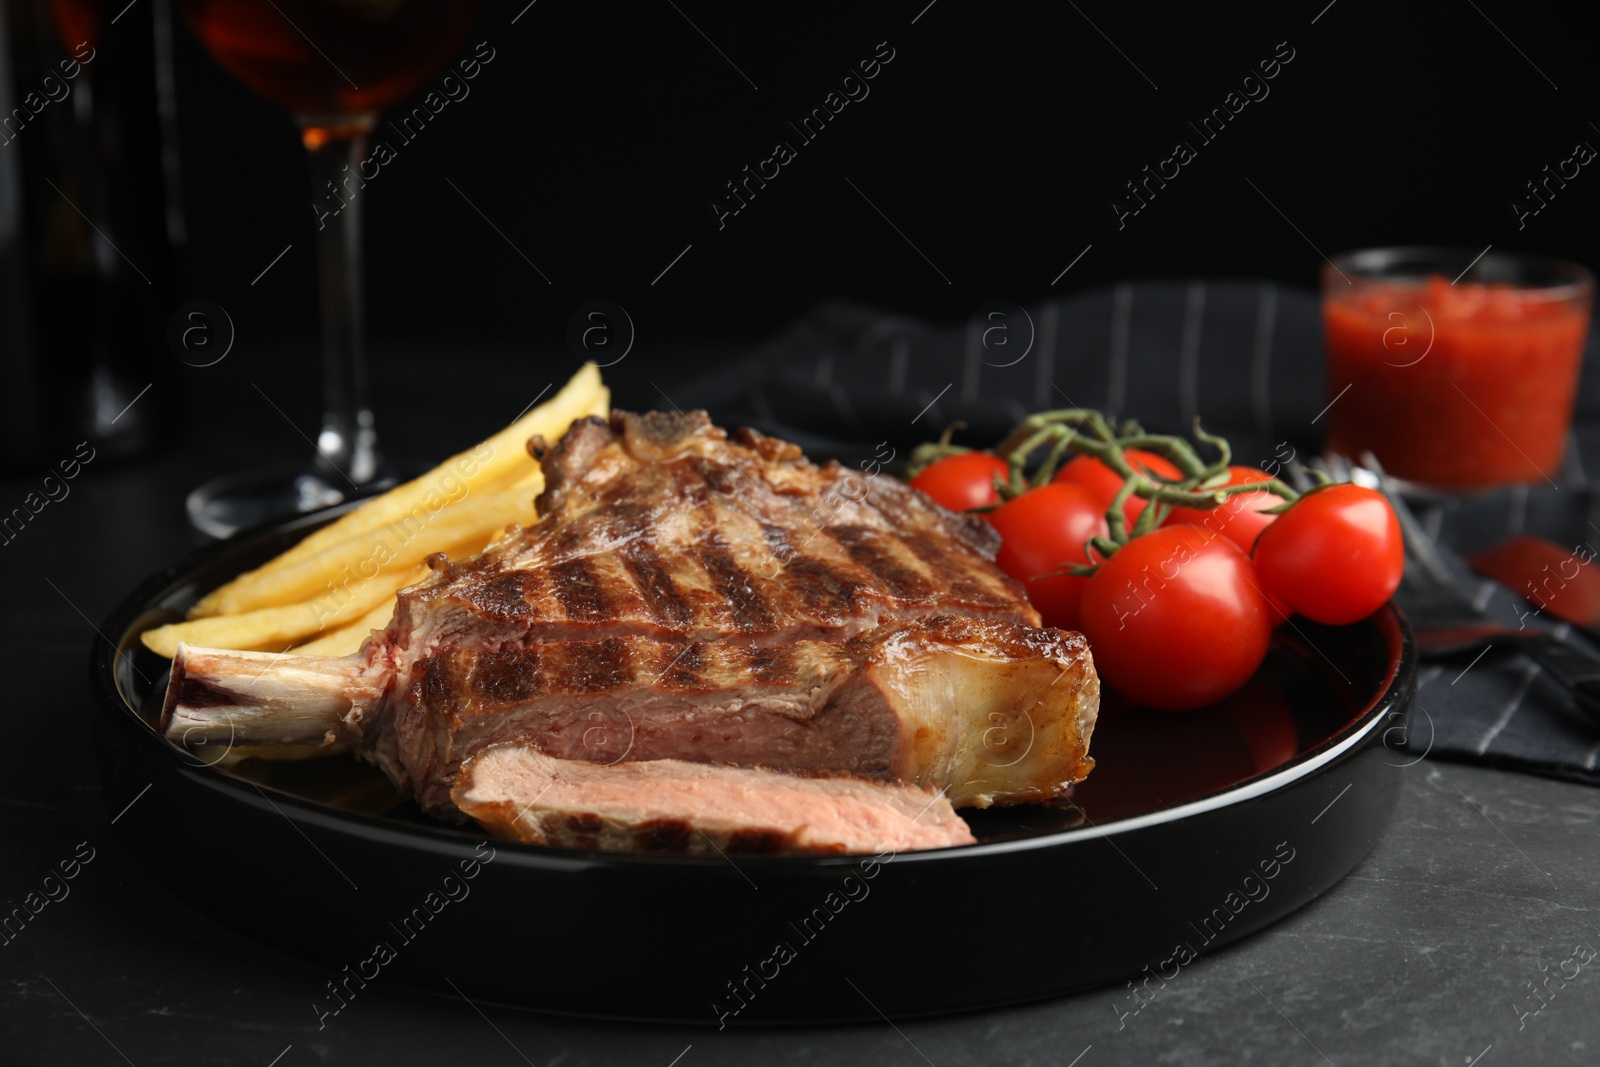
[304,125,379,486]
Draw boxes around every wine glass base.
[186,462,399,539]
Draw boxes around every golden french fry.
[189,365,606,618]
[291,599,396,656]
[292,526,504,656]
[511,465,546,492]
[275,363,598,559]
[140,563,430,658]
[196,487,539,617]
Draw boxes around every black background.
[171,0,1600,351]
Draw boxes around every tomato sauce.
[1323,274,1591,486]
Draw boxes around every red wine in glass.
[183,0,478,118]
[178,0,482,536]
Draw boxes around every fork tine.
[1353,454,1457,587]
[1392,493,1452,581]
[1283,457,1314,494]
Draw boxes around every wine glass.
[179,0,482,536]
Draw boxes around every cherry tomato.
[1253,484,1403,625]
[1161,467,1294,623]
[909,452,1009,512]
[1246,558,1295,628]
[1053,449,1182,527]
[1079,526,1274,710]
[987,483,1109,631]
[1162,466,1280,555]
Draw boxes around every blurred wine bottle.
[0,0,184,468]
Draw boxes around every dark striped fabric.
[680,282,1600,786]
[1421,487,1600,784]
[681,283,1331,463]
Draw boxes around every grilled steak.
[455,744,977,854]
[393,411,1038,654]
[162,410,1100,832]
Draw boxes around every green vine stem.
[909,409,1302,573]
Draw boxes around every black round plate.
[90,505,1416,1024]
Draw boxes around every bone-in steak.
[163,411,1099,831]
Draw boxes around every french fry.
[189,365,606,618]
[160,364,607,668]
[195,486,540,617]
[291,599,396,656]
[511,464,546,492]
[141,562,432,658]
[292,521,513,657]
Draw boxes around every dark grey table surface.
[3,344,1598,1067]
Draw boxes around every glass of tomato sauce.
[1322,247,1594,487]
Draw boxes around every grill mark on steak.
[740,642,795,686]
[657,641,709,691]
[595,497,651,540]
[897,530,995,603]
[467,570,540,624]
[619,543,694,629]
[548,519,592,558]
[558,637,632,693]
[420,655,455,727]
[693,538,777,633]
[550,557,611,622]
[725,827,795,853]
[473,647,543,703]
[563,811,605,835]
[759,524,858,617]
[636,818,694,851]
[788,557,861,616]
[828,525,936,601]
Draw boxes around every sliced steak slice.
[453,744,977,855]
[167,615,1098,817]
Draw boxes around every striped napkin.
[1421,487,1600,783]
[680,281,1600,784]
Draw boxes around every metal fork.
[1345,457,1600,728]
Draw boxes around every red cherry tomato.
[1246,558,1295,628]
[1079,526,1274,710]
[1162,466,1280,555]
[909,452,1009,512]
[1253,484,1404,625]
[987,483,1109,632]
[1053,449,1182,527]
[1161,466,1293,624]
